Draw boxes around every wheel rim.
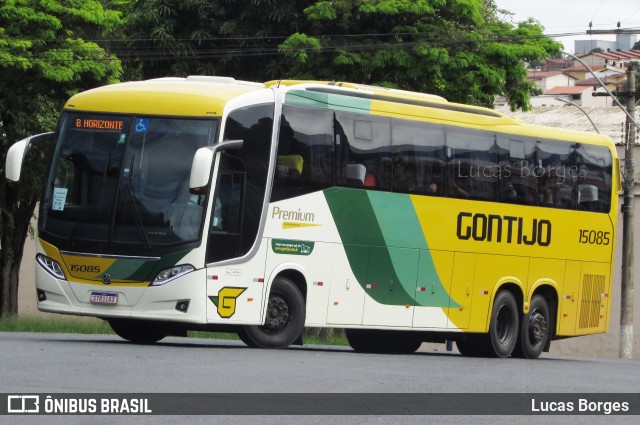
[263,294,290,331]
[528,309,547,346]
[496,305,515,344]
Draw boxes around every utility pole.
[620,62,637,359]
[564,48,639,359]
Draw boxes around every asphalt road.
[1,332,639,425]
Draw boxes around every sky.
[494,0,640,53]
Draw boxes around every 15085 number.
[578,229,610,245]
[70,264,101,273]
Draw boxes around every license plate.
[90,292,118,305]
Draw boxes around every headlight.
[151,264,195,286]
[36,254,66,280]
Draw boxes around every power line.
[1,28,636,66]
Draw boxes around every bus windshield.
[40,112,217,252]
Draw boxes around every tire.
[513,294,550,359]
[346,329,422,354]
[108,319,167,344]
[456,335,482,357]
[485,290,519,358]
[240,276,305,348]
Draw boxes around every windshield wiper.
[120,155,152,250]
[68,152,112,245]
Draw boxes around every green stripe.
[101,249,191,282]
[367,191,427,249]
[324,188,456,308]
[285,90,372,114]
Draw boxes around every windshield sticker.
[271,239,315,256]
[52,188,68,211]
[134,118,150,134]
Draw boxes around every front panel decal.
[210,287,247,318]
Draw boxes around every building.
[527,70,577,93]
[575,35,638,54]
[576,49,640,70]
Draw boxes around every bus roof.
[64,76,616,149]
[64,77,266,117]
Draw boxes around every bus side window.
[537,140,576,210]
[446,126,497,201]
[391,119,445,195]
[576,143,612,213]
[497,137,538,206]
[271,105,333,202]
[335,112,391,191]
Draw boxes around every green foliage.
[120,0,558,110]
[122,0,314,80]
[278,0,560,111]
[0,0,123,316]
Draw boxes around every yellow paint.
[65,79,262,117]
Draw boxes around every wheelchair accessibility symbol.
[134,118,150,133]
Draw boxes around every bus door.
[206,104,274,324]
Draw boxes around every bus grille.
[579,274,606,329]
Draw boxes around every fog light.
[175,300,190,313]
[37,289,47,302]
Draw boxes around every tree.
[278,0,561,111]
[121,1,560,110]
[0,0,123,316]
[121,0,315,80]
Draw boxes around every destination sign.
[74,118,124,131]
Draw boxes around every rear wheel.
[108,319,167,344]
[346,329,422,354]
[485,290,519,358]
[240,277,305,348]
[514,294,550,359]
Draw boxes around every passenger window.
[537,140,576,210]
[446,127,497,201]
[391,119,445,195]
[335,112,391,191]
[496,137,538,205]
[576,144,612,212]
[271,105,334,202]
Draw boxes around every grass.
[0,314,348,346]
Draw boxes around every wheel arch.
[495,281,525,315]
[271,267,308,303]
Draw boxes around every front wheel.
[108,319,167,344]
[240,277,305,348]
[514,294,550,359]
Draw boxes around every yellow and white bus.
[6,76,619,358]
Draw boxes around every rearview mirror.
[189,139,243,194]
[5,132,54,183]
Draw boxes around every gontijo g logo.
[209,287,246,318]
